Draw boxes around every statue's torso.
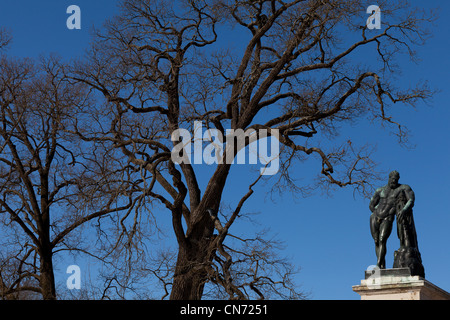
[374,185,408,219]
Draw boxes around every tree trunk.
[39,248,56,300]
[170,234,214,300]
[38,179,56,300]
[170,162,231,300]
[170,207,217,300]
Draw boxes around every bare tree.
[68,0,434,299]
[0,55,134,299]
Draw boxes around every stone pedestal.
[352,268,450,300]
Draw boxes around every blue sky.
[0,1,449,300]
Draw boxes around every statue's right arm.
[369,189,381,213]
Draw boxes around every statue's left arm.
[398,185,415,223]
[403,185,415,211]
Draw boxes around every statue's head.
[388,170,400,188]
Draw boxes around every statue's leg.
[378,218,393,269]
[370,214,381,266]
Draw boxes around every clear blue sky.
[1,1,449,300]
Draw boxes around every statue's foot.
[376,263,385,270]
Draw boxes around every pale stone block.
[352,268,450,300]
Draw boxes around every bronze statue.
[369,171,425,277]
[369,171,398,269]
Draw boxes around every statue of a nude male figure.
[369,171,415,269]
